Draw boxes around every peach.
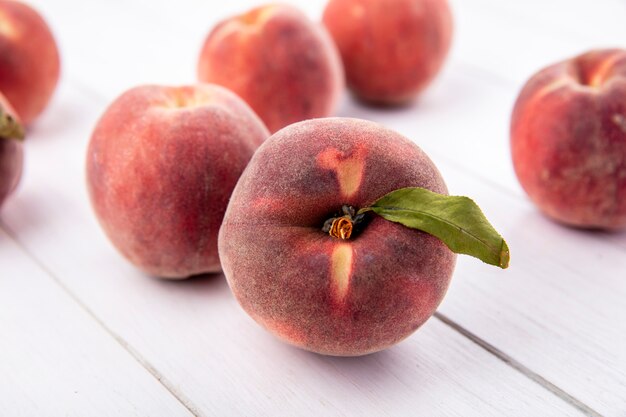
[86,84,269,278]
[0,94,23,209]
[219,118,456,356]
[323,0,453,104]
[197,4,344,133]
[511,49,626,229]
[0,0,60,124]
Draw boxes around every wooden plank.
[434,160,626,416]
[0,228,195,417]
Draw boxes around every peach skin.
[197,4,344,133]
[511,49,626,229]
[0,0,60,124]
[323,0,452,104]
[86,84,269,278]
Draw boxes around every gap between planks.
[0,220,202,417]
[4,209,601,417]
[434,312,602,417]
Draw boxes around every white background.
[1,0,625,416]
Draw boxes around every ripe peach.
[323,0,453,104]
[0,94,23,209]
[86,84,269,278]
[197,4,344,133]
[219,118,456,356]
[0,0,60,124]
[511,49,626,229]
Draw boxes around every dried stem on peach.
[322,205,366,240]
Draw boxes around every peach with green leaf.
[219,118,508,356]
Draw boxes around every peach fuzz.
[219,118,456,356]
[323,0,452,104]
[86,84,269,278]
[0,0,60,124]
[197,4,344,133]
[0,93,23,209]
[511,49,626,229]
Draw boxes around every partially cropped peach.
[219,118,456,356]
[197,4,343,133]
[0,94,23,209]
[511,49,626,229]
[0,0,60,124]
[323,0,452,104]
[86,84,269,278]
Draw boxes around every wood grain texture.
[0,228,195,417]
[439,164,626,415]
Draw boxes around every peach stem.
[322,205,365,240]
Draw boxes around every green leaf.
[359,187,509,269]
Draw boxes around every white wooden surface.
[1,0,625,416]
